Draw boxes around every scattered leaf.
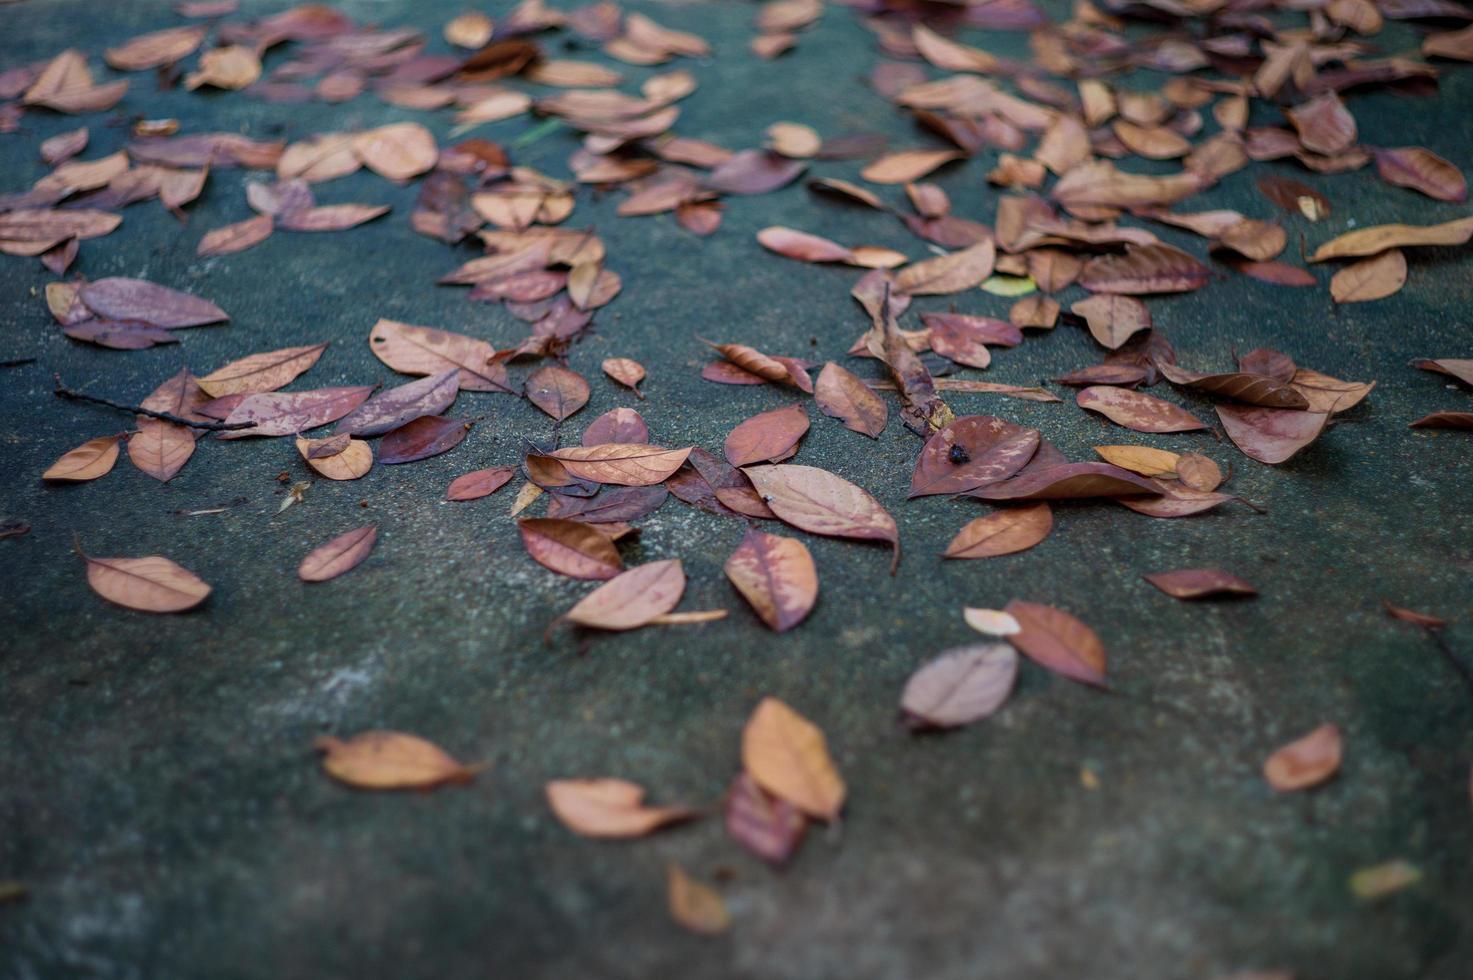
[298,526,378,582]
[43,435,120,482]
[814,361,886,437]
[1003,600,1106,687]
[80,547,210,613]
[667,864,730,936]
[519,518,623,580]
[315,731,475,789]
[546,778,695,838]
[1330,249,1407,303]
[448,466,516,501]
[724,528,818,632]
[741,697,845,821]
[744,463,900,572]
[1263,723,1342,791]
[944,503,1053,559]
[901,643,1018,729]
[563,559,685,630]
[1144,568,1258,599]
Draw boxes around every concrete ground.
[1,1,1471,977]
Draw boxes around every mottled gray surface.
[1,1,1471,978]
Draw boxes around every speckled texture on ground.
[1,1,1471,978]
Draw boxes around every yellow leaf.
[741,697,845,821]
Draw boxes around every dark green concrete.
[2,1,1471,977]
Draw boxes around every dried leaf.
[369,319,510,392]
[1071,294,1151,350]
[43,435,120,482]
[1003,600,1106,687]
[1093,445,1179,477]
[911,420,1040,498]
[447,466,516,501]
[128,419,194,483]
[80,548,211,613]
[1330,249,1407,303]
[336,370,459,437]
[725,403,809,467]
[1144,568,1258,599]
[296,436,372,481]
[704,150,806,195]
[1263,724,1342,791]
[970,462,1161,501]
[519,518,623,580]
[724,528,817,632]
[218,386,375,438]
[546,778,694,838]
[315,731,474,789]
[894,240,996,296]
[860,148,962,184]
[1309,216,1473,262]
[943,503,1052,559]
[1077,386,1207,433]
[1290,368,1375,413]
[198,214,274,256]
[583,407,650,446]
[1372,147,1466,203]
[667,864,730,936]
[725,772,806,865]
[379,416,471,464]
[744,464,900,572]
[814,362,886,437]
[1079,244,1209,294]
[79,278,228,329]
[1175,453,1223,491]
[196,342,327,397]
[298,526,378,582]
[185,45,261,90]
[901,643,1018,728]
[1217,405,1329,464]
[963,608,1021,637]
[741,697,845,821]
[105,25,206,71]
[1286,94,1356,156]
[1349,861,1422,901]
[1410,411,1473,429]
[445,11,494,48]
[562,559,685,630]
[353,123,437,181]
[1382,601,1447,629]
[526,364,590,421]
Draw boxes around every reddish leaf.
[814,362,887,437]
[1079,244,1210,295]
[447,466,516,501]
[196,342,328,398]
[969,462,1161,501]
[1217,405,1329,463]
[545,486,668,523]
[526,364,590,421]
[744,464,900,572]
[943,503,1052,559]
[550,444,692,485]
[198,214,274,256]
[80,549,210,613]
[901,643,1018,729]
[724,528,818,632]
[1410,411,1473,429]
[1004,600,1106,687]
[298,526,378,582]
[725,772,806,866]
[218,386,375,438]
[1411,358,1473,387]
[562,559,685,630]
[369,319,511,393]
[1264,724,1342,791]
[1330,249,1407,303]
[1071,294,1151,350]
[1156,363,1310,409]
[378,416,472,464]
[724,403,809,467]
[1373,147,1466,202]
[1077,386,1207,433]
[910,420,1040,498]
[704,150,805,195]
[79,277,228,328]
[518,518,623,580]
[43,435,120,482]
[335,370,459,437]
[1144,569,1258,599]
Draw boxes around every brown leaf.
[546,778,694,838]
[860,148,962,185]
[1093,445,1179,477]
[1372,147,1466,203]
[80,548,211,613]
[79,278,228,328]
[1256,175,1330,220]
[128,420,194,483]
[1175,453,1223,491]
[1309,216,1473,262]
[724,528,818,632]
[519,518,623,580]
[1010,294,1060,328]
[218,386,375,438]
[701,339,804,389]
[1263,724,1342,791]
[911,420,1040,498]
[894,240,996,296]
[1003,600,1106,687]
[1382,600,1447,629]
[1286,94,1356,156]
[1077,386,1207,433]
[1071,294,1151,350]
[43,435,120,482]
[526,364,590,421]
[1079,244,1209,294]
[814,362,887,437]
[1051,160,1203,210]
[1330,249,1407,303]
[943,503,1052,559]
[704,150,806,195]
[196,342,328,397]
[1411,357,1473,387]
[724,403,809,467]
[198,214,274,256]
[901,643,1018,728]
[447,466,516,501]
[296,436,372,480]
[550,444,692,485]
[1114,479,1235,518]
[40,127,89,166]
[583,407,650,445]
[1290,368,1375,413]
[742,697,845,821]
[378,416,471,464]
[278,204,389,232]
[1156,363,1310,409]
[444,11,494,48]
[1410,411,1473,429]
[1,208,120,245]
[1113,120,1190,160]
[315,731,475,790]
[1217,405,1329,464]
[725,772,806,865]
[667,864,730,936]
[335,370,460,437]
[369,319,511,392]
[744,463,900,572]
[1144,568,1258,599]
[353,122,437,181]
[185,45,261,91]
[105,25,206,71]
[923,312,1020,369]
[598,359,646,399]
[970,462,1160,501]
[758,225,855,264]
[562,559,686,630]
[298,526,378,582]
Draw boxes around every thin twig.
[1,357,36,369]
[53,374,257,431]
[1427,627,1473,697]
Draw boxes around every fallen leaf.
[378,416,471,464]
[741,697,845,821]
[1286,93,1356,156]
[79,277,228,328]
[105,25,206,71]
[963,607,1021,637]
[1071,294,1151,349]
[724,528,817,632]
[744,463,900,572]
[725,772,806,865]
[129,419,194,483]
[704,149,806,195]
[196,342,328,397]
[1411,358,1473,387]
[545,778,695,838]
[901,643,1018,729]
[1175,453,1223,491]
[335,370,459,437]
[218,386,375,438]
[43,435,120,482]
[1372,147,1467,203]
[910,419,1040,498]
[894,240,996,296]
[1349,861,1422,901]
[563,559,685,630]
[1263,723,1342,791]
[445,11,494,48]
[1217,405,1329,463]
[1410,411,1473,429]
[758,225,856,264]
[1077,386,1207,433]
[1382,601,1447,629]
[814,362,887,437]
[185,45,261,90]
[278,204,389,232]
[526,364,590,421]
[296,436,372,480]
[1330,249,1407,303]
[1004,600,1107,687]
[970,461,1161,501]
[447,466,516,501]
[583,407,650,445]
[369,319,510,392]
[519,518,623,580]
[1309,216,1473,262]
[315,731,475,789]
[1078,243,1210,294]
[353,122,437,181]
[943,503,1053,559]
[1093,445,1179,477]
[79,547,210,613]
[1156,363,1310,409]
[667,864,730,935]
[860,148,962,184]
[198,214,274,256]
[724,403,809,467]
[602,357,646,397]
[1144,569,1258,599]
[298,525,378,582]
[551,444,692,486]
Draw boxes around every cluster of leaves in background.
[6,0,1472,946]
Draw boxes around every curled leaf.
[1144,568,1258,599]
[545,778,695,838]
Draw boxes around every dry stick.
[1,357,37,369]
[53,374,257,432]
[1426,626,1473,697]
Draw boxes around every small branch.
[1,357,36,369]
[53,375,257,432]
